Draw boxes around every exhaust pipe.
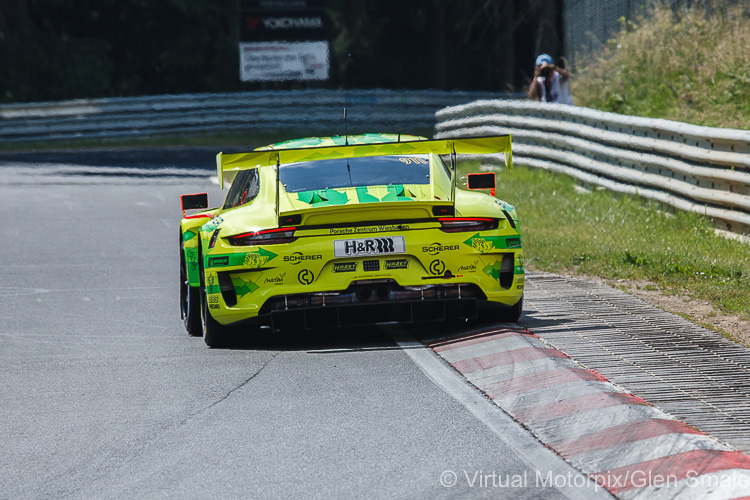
[375,286,390,300]
[356,287,372,302]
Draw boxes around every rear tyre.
[500,296,523,323]
[180,241,202,337]
[198,246,232,348]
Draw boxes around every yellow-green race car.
[179,134,524,347]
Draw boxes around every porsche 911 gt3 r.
[180,134,523,347]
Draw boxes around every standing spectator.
[528,53,571,104]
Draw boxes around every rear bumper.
[266,298,479,332]
[220,280,521,332]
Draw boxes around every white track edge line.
[387,325,613,500]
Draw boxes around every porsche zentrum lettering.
[329,224,409,235]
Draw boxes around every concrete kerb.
[428,327,750,499]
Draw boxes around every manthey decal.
[206,248,278,269]
[231,276,259,298]
[182,230,197,242]
[483,261,504,281]
[297,185,417,206]
[297,189,349,207]
[201,216,224,234]
[380,184,416,202]
[244,248,277,268]
[463,234,522,253]
[481,257,524,280]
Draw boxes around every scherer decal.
[463,234,522,253]
[421,243,460,256]
[285,252,323,265]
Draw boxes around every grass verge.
[480,163,750,321]
[572,2,750,129]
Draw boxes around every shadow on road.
[206,318,520,353]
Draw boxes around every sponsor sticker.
[505,237,521,248]
[333,236,406,258]
[429,259,446,276]
[263,273,285,285]
[298,269,315,285]
[329,224,409,235]
[207,256,229,267]
[422,243,460,256]
[385,259,409,270]
[457,261,478,273]
[284,252,323,265]
[333,262,358,273]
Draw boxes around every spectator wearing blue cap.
[528,53,572,104]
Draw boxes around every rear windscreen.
[279,155,434,193]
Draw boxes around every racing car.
[179,133,524,347]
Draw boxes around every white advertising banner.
[239,41,329,81]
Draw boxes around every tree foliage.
[0,0,559,103]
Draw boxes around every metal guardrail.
[0,90,522,144]
[435,100,750,235]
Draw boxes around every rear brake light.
[228,227,297,246]
[438,218,498,233]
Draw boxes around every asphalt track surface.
[0,151,609,499]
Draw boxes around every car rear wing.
[215,135,512,190]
